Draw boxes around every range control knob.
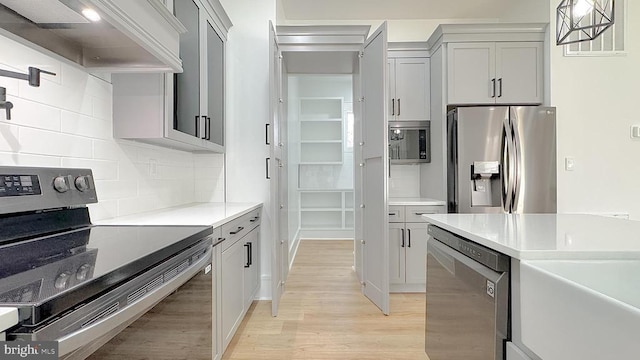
[75,176,92,192]
[53,176,70,193]
[54,272,72,290]
[76,264,92,281]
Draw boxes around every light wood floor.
[222,240,428,360]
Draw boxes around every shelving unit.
[299,98,344,164]
[299,190,354,236]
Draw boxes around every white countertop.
[96,202,262,227]
[0,307,18,333]
[388,197,446,206]
[422,213,640,260]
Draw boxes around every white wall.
[0,34,224,221]
[220,0,276,298]
[549,1,640,220]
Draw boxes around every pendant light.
[556,0,615,45]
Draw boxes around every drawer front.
[222,210,257,251]
[246,208,262,231]
[405,205,445,222]
[388,206,405,223]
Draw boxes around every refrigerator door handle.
[511,118,522,212]
[502,119,516,213]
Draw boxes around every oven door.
[55,243,214,360]
[425,237,509,360]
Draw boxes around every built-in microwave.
[389,121,431,163]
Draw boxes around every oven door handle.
[56,245,213,358]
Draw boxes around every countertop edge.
[0,307,18,333]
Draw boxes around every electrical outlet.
[565,157,575,171]
[149,158,158,177]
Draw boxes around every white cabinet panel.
[243,227,260,310]
[405,223,428,284]
[495,42,543,105]
[221,237,244,350]
[395,58,430,121]
[388,57,430,121]
[389,204,444,292]
[447,42,496,105]
[447,41,543,105]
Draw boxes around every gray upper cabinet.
[112,0,231,153]
[388,56,430,121]
[447,41,543,105]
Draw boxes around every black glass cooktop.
[0,224,212,325]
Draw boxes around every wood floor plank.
[223,240,428,360]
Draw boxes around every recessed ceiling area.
[278,0,549,22]
[284,51,358,74]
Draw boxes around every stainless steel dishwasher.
[425,225,510,360]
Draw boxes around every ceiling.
[278,0,519,21]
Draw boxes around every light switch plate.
[565,157,575,171]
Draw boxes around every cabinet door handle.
[205,116,211,140]
[230,226,245,235]
[498,78,503,98]
[265,123,270,145]
[491,79,496,98]
[397,99,401,116]
[244,243,251,268]
[266,158,270,179]
[389,212,397,216]
[195,115,200,138]
[414,212,438,215]
[391,98,395,116]
[401,228,405,248]
[248,242,253,265]
[407,229,411,248]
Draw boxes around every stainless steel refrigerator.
[447,106,556,214]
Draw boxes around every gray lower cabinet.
[220,208,261,353]
[389,204,445,292]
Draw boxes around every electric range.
[0,166,213,358]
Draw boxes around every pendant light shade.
[556,0,615,45]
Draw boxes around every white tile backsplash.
[389,164,421,198]
[0,34,224,220]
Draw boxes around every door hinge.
[278,54,283,59]
[280,240,285,245]
[358,51,364,58]
[360,204,365,209]
[360,239,365,245]
[359,163,365,167]
[360,281,366,286]
[358,97,365,102]
[359,141,365,146]
[279,98,284,103]
[281,281,286,286]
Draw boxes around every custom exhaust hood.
[0,0,186,72]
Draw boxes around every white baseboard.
[257,274,271,300]
[390,283,426,293]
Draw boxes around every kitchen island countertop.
[421,213,640,260]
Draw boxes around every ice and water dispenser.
[470,161,501,207]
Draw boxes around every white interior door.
[269,21,284,317]
[360,23,389,315]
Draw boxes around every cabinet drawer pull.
[230,226,245,235]
[244,243,251,268]
[250,216,260,222]
[205,116,211,140]
[389,212,397,216]
[415,212,437,215]
[214,237,226,246]
[265,123,270,145]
